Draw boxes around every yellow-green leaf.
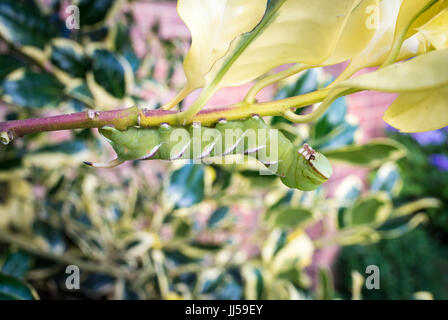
[384,85,448,132]
[178,0,268,91]
[210,0,364,88]
[345,192,392,227]
[381,0,447,65]
[395,0,447,40]
[270,232,314,274]
[324,139,407,167]
[324,0,379,65]
[339,49,448,132]
[341,0,430,75]
[417,7,448,49]
[340,48,448,92]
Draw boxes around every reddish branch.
[0,106,233,144]
[0,107,153,143]
[0,89,327,145]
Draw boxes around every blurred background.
[0,0,447,300]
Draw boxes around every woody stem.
[0,88,333,144]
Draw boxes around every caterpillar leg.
[83,158,124,168]
[137,143,164,160]
[170,141,191,160]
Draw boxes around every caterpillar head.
[281,144,333,191]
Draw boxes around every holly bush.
[0,0,447,300]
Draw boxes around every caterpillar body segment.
[95,116,332,191]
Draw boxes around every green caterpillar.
[87,116,332,191]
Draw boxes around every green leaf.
[261,229,287,264]
[311,97,359,150]
[33,221,67,254]
[24,139,90,169]
[271,70,318,125]
[2,70,65,108]
[312,97,348,139]
[315,121,358,150]
[316,267,334,300]
[267,207,313,229]
[324,139,407,168]
[1,251,31,279]
[393,198,441,218]
[371,162,402,196]
[198,269,224,294]
[91,49,127,99]
[207,207,229,228]
[67,82,95,107]
[0,0,57,49]
[78,0,117,27]
[167,164,205,209]
[274,70,319,101]
[173,219,192,238]
[50,39,91,78]
[345,192,392,227]
[242,266,264,300]
[0,55,22,82]
[270,232,314,275]
[33,140,87,155]
[0,273,38,300]
[378,213,428,240]
[335,176,363,207]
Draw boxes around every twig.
[0,88,331,144]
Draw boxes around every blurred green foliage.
[335,127,448,300]
[336,228,448,300]
[388,132,448,237]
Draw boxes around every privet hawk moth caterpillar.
[87,116,332,191]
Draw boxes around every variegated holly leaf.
[1,69,65,109]
[393,0,447,41]
[178,0,268,91]
[270,232,314,275]
[177,0,369,118]
[0,273,38,300]
[339,49,448,132]
[207,0,364,88]
[324,0,378,65]
[344,192,392,227]
[78,0,121,28]
[383,86,448,132]
[342,49,448,91]
[381,0,448,65]
[49,39,90,79]
[417,7,448,49]
[339,0,429,77]
[0,0,57,50]
[324,139,407,167]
